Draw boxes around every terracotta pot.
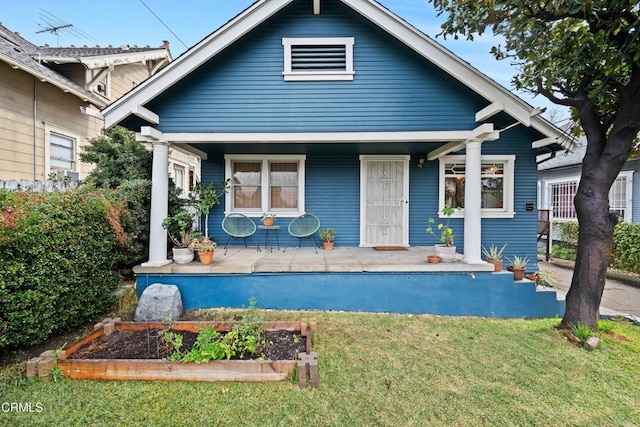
[486,258,503,272]
[511,267,526,281]
[427,255,441,264]
[322,241,334,251]
[262,218,275,227]
[434,244,456,262]
[199,250,214,265]
[172,247,194,265]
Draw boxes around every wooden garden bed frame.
[27,318,318,388]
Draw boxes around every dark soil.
[67,329,307,361]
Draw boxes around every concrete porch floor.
[133,246,496,275]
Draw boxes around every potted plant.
[427,255,441,264]
[190,180,229,238]
[507,255,529,281]
[261,213,276,227]
[319,227,337,250]
[191,236,217,265]
[162,211,197,264]
[481,243,507,272]
[425,204,459,262]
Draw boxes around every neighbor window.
[439,155,515,218]
[44,123,80,177]
[547,171,633,222]
[282,37,355,81]
[225,155,306,216]
[173,164,185,190]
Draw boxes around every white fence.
[0,179,78,192]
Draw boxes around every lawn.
[2,309,640,426]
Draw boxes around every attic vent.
[291,45,346,72]
[283,37,354,81]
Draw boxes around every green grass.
[2,310,640,426]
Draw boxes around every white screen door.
[360,156,409,246]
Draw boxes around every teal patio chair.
[221,213,257,255]
[287,213,321,254]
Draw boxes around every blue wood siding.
[202,127,542,270]
[148,0,486,133]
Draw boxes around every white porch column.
[462,139,484,264]
[143,140,171,266]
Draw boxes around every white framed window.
[224,155,306,217]
[282,37,355,81]
[544,171,633,222]
[90,69,111,99]
[173,164,185,190]
[610,171,633,222]
[547,178,579,221]
[439,155,515,218]
[44,123,80,177]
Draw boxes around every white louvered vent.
[283,37,355,81]
[291,44,347,72]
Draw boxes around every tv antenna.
[35,10,96,46]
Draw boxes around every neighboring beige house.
[0,22,199,189]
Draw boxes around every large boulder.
[134,283,183,322]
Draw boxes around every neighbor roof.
[0,22,106,107]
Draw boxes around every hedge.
[0,188,125,351]
[552,220,640,272]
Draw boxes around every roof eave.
[0,53,107,108]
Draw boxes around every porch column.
[142,140,171,266]
[462,139,484,264]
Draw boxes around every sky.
[1,0,568,120]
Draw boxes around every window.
[282,37,355,81]
[173,165,185,190]
[91,69,111,98]
[546,171,633,222]
[439,155,515,218]
[225,155,306,216]
[44,124,80,177]
[550,180,578,220]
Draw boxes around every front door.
[360,156,409,247]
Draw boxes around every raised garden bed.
[27,318,318,387]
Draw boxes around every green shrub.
[0,188,124,351]
[611,222,640,272]
[552,220,639,272]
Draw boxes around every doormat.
[373,246,409,251]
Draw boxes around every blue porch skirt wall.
[136,272,564,318]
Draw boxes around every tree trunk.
[560,87,640,329]
[560,186,615,329]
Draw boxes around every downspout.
[33,76,37,180]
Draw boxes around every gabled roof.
[103,0,570,150]
[0,22,106,107]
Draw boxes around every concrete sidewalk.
[537,259,640,317]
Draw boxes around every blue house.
[104,0,573,317]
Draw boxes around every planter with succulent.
[261,213,276,227]
[481,243,507,272]
[426,204,459,262]
[191,236,217,265]
[162,211,198,264]
[319,227,337,250]
[507,255,529,281]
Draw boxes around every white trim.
[359,155,410,247]
[439,155,515,218]
[133,105,160,125]
[282,37,355,81]
[162,130,480,144]
[44,123,82,177]
[224,154,306,217]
